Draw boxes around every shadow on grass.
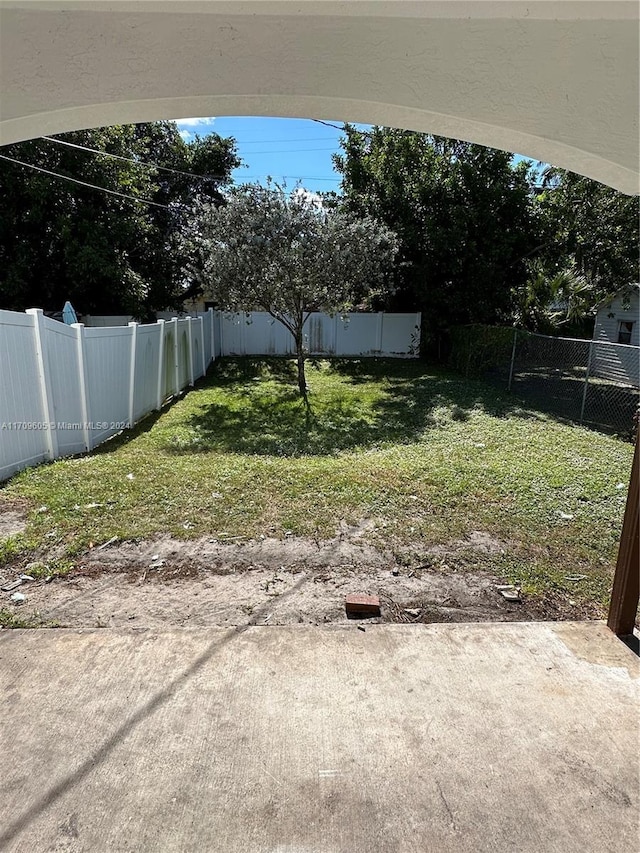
[166,357,547,458]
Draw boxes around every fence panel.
[510,333,592,424]
[218,312,248,356]
[335,313,377,356]
[161,322,176,402]
[583,341,640,432]
[132,324,162,423]
[381,313,422,356]
[84,326,133,445]
[41,316,87,456]
[201,314,213,368]
[0,310,49,480]
[176,320,191,389]
[305,313,335,354]
[214,311,420,357]
[191,319,205,381]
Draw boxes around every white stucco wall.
[0,1,638,194]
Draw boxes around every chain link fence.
[450,325,640,435]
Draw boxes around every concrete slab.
[0,621,638,853]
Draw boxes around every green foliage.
[185,183,399,394]
[332,128,638,336]
[0,123,240,316]
[511,261,595,335]
[448,325,518,377]
[332,127,538,338]
[532,167,639,299]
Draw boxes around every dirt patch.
[1,529,599,629]
[0,506,27,540]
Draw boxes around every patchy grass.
[0,608,59,629]
[0,358,633,613]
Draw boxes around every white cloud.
[292,187,324,208]
[179,129,192,141]
[175,117,216,128]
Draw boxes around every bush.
[448,324,520,377]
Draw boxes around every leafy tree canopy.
[186,183,399,397]
[332,126,639,341]
[332,126,538,344]
[0,122,240,317]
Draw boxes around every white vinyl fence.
[211,311,421,357]
[0,309,217,482]
[1,308,420,481]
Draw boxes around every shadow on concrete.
[619,634,640,657]
[0,573,309,849]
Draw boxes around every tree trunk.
[295,338,307,400]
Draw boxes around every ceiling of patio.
[0,1,638,193]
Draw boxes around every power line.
[240,174,342,183]
[0,153,176,209]
[236,146,339,155]
[234,137,340,145]
[41,136,231,182]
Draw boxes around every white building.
[592,284,640,388]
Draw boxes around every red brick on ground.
[345,594,381,617]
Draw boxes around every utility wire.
[0,153,176,209]
[0,154,342,207]
[233,137,340,145]
[236,146,338,155]
[41,136,230,182]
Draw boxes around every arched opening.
[1,1,638,193]
[0,5,638,851]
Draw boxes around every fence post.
[128,321,138,427]
[333,313,339,356]
[209,307,215,363]
[172,317,180,396]
[187,316,195,387]
[71,322,92,452]
[376,312,383,353]
[199,316,207,377]
[508,328,518,391]
[580,340,595,425]
[26,308,59,461]
[156,320,165,410]
[219,311,225,358]
[240,312,247,356]
[607,435,639,637]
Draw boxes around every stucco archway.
[0,1,638,194]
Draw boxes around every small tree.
[188,184,398,398]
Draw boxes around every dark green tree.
[532,167,639,298]
[332,127,539,348]
[0,122,240,317]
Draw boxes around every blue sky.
[175,116,537,194]
[175,116,367,194]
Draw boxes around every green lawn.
[0,358,634,612]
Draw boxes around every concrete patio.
[0,620,637,852]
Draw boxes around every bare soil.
[0,506,27,539]
[1,523,598,628]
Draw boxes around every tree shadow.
[167,357,548,458]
